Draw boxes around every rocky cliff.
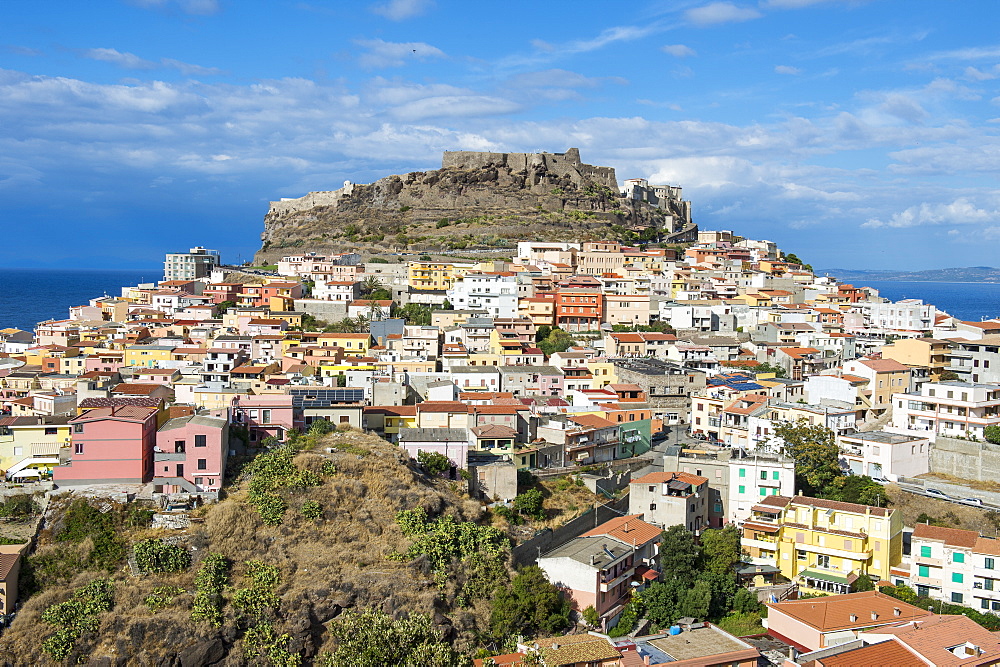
[255,148,696,262]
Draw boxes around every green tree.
[417,450,452,476]
[659,525,699,587]
[398,303,432,326]
[582,605,600,627]
[535,325,552,342]
[853,572,875,592]
[489,566,570,640]
[698,525,743,577]
[775,419,842,496]
[940,370,961,381]
[308,419,335,436]
[826,474,890,507]
[324,608,466,667]
[442,299,454,310]
[513,489,545,520]
[732,587,762,615]
[641,580,683,627]
[538,328,577,356]
[746,362,787,378]
[217,300,235,314]
[677,579,712,620]
[986,424,1000,445]
[360,276,384,296]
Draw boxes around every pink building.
[54,405,160,484]
[229,394,297,444]
[397,427,470,472]
[154,414,229,494]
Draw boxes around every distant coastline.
[820,266,1000,283]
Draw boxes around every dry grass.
[916,472,1000,493]
[886,484,1000,535]
[531,475,602,531]
[0,429,502,664]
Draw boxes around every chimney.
[894,607,901,617]
[850,614,858,622]
[871,611,878,621]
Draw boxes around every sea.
[852,280,1000,322]
[1,269,999,333]
[0,268,157,332]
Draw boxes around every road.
[894,481,1000,511]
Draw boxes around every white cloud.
[128,0,220,15]
[862,199,998,228]
[81,48,156,69]
[370,0,432,20]
[161,59,224,76]
[775,65,802,75]
[355,39,446,68]
[964,65,998,81]
[685,2,762,26]
[662,44,696,57]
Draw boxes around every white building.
[728,455,796,524]
[889,381,1000,441]
[862,299,936,332]
[837,431,930,481]
[446,273,518,319]
[163,246,220,281]
[909,523,1000,612]
[312,280,359,303]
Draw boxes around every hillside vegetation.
[0,428,560,666]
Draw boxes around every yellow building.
[124,344,176,368]
[0,418,71,475]
[317,333,371,355]
[59,355,89,376]
[743,495,902,595]
[406,260,472,291]
[586,360,618,389]
[879,337,952,381]
[517,298,556,327]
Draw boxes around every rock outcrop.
[255,149,696,262]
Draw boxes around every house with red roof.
[54,404,161,484]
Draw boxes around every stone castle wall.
[441,147,617,189]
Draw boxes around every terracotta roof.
[534,635,620,665]
[766,591,932,633]
[870,614,1000,666]
[79,397,161,409]
[417,401,468,413]
[471,424,518,438]
[632,471,708,486]
[857,358,911,373]
[0,552,21,580]
[912,523,979,549]
[582,514,661,546]
[112,383,165,395]
[791,494,892,518]
[471,405,524,415]
[568,414,617,430]
[814,637,923,666]
[71,405,158,422]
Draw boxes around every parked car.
[871,476,891,484]
[926,488,949,498]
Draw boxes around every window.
[738,485,745,494]
[649,485,655,492]
[759,488,767,496]
[797,550,806,561]
[44,427,57,435]
[993,601,1000,611]
[817,555,831,569]
[739,468,746,478]
[760,470,767,480]
[773,470,780,480]
[74,443,84,455]
[952,592,964,604]
[74,423,84,433]
[197,459,207,470]
[953,572,964,584]
[195,435,206,447]
[921,546,932,558]
[195,477,203,486]
[954,552,966,564]
[988,558,995,570]
[918,565,930,577]
[262,409,271,423]
[917,585,930,597]
[649,503,656,511]
[983,599,990,610]
[986,579,994,591]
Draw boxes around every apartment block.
[909,524,1000,612]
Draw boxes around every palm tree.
[360,276,383,297]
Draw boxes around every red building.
[555,288,603,333]
[54,405,160,484]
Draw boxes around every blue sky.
[2,0,999,270]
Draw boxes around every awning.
[798,569,855,585]
[10,469,41,478]
[743,521,780,533]
[634,565,659,581]
[737,564,781,576]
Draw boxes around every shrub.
[513,489,545,520]
[582,605,600,627]
[308,419,335,436]
[417,450,452,476]
[301,500,323,520]
[41,578,114,660]
[133,539,191,574]
[231,560,281,618]
[191,553,230,626]
[436,219,450,228]
[144,585,185,611]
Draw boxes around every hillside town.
[5,229,1000,665]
